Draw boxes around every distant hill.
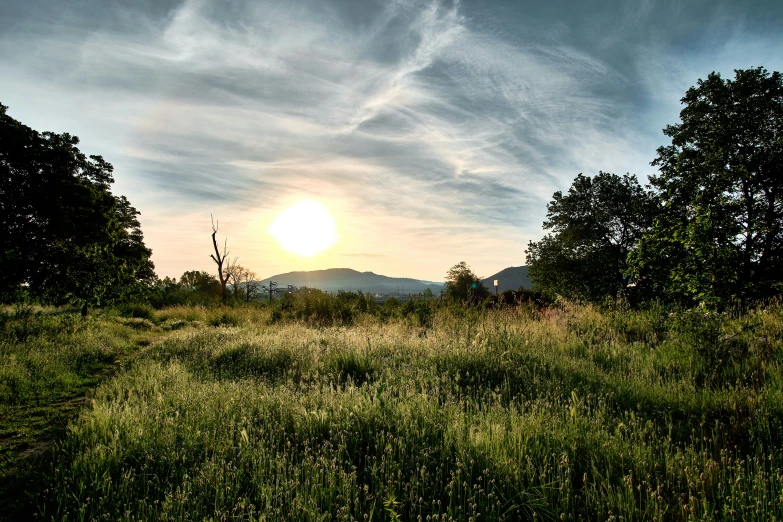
[482,266,532,292]
[258,268,444,295]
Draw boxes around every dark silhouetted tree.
[629,67,783,308]
[180,270,222,302]
[444,262,489,302]
[209,216,230,305]
[0,103,155,313]
[526,172,657,303]
[150,271,222,307]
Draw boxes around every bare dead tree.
[210,215,230,305]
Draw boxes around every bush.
[0,308,82,343]
[208,312,240,328]
[481,295,497,309]
[400,298,433,327]
[274,288,374,326]
[115,302,156,321]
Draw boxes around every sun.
[268,200,338,256]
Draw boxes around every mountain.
[482,266,532,292]
[258,268,444,295]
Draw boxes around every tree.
[526,172,657,303]
[629,67,783,307]
[150,271,222,307]
[444,262,489,302]
[179,270,222,297]
[209,216,230,305]
[225,262,259,302]
[0,103,155,312]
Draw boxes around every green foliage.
[0,312,137,405]
[401,297,433,327]
[526,172,657,303]
[0,103,156,309]
[444,261,489,302]
[0,306,84,343]
[323,348,376,385]
[270,291,437,328]
[113,302,156,322]
[629,67,783,308]
[208,311,241,328]
[150,271,222,307]
[378,297,400,323]
[273,287,378,326]
[488,288,548,308]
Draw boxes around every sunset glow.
[268,201,338,257]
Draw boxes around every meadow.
[1,298,782,521]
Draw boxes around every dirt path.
[0,333,164,521]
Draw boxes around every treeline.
[152,268,260,308]
[143,272,540,328]
[527,67,783,309]
[244,285,538,328]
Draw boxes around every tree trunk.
[210,216,229,305]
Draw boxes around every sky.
[2,0,782,282]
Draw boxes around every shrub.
[400,298,434,327]
[275,288,372,326]
[115,302,156,321]
[208,312,240,328]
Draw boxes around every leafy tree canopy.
[444,261,489,302]
[526,172,657,303]
[0,103,155,310]
[629,67,783,308]
[150,271,222,307]
[179,271,222,296]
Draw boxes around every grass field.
[1,301,782,521]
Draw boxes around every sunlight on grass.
[3,302,782,520]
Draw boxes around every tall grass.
[0,307,161,519]
[8,301,783,520]
[0,310,143,407]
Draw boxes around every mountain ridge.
[258,268,444,295]
[482,266,532,292]
[258,266,532,294]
